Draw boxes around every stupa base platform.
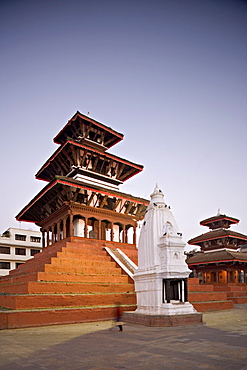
[123,311,203,327]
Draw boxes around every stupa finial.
[150,184,165,204]
[154,183,159,193]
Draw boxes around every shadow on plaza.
[1,323,247,370]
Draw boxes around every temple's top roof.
[188,228,247,246]
[186,249,247,265]
[200,213,239,229]
[53,111,124,149]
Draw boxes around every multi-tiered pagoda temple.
[187,212,247,285]
[0,112,149,329]
[17,111,148,245]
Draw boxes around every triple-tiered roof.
[16,111,148,231]
[188,213,247,252]
[187,212,247,283]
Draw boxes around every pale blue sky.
[0,0,246,249]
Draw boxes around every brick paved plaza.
[0,304,247,369]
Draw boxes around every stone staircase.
[188,278,234,312]
[213,283,247,304]
[0,237,138,329]
[1,239,242,329]
[105,247,137,278]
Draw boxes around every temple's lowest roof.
[16,176,149,223]
[187,250,247,265]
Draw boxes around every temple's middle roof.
[35,140,143,183]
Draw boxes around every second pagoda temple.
[187,212,247,284]
[16,111,149,246]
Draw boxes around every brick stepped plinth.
[213,283,247,304]
[0,237,138,329]
[188,278,234,312]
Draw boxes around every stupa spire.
[150,183,165,205]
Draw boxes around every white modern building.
[0,228,42,276]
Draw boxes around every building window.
[15,234,26,241]
[0,261,10,269]
[2,230,10,238]
[31,249,40,256]
[30,236,41,243]
[16,262,24,268]
[0,246,10,254]
[15,248,26,256]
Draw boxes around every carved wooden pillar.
[133,226,136,245]
[98,220,102,240]
[69,214,73,237]
[41,229,46,249]
[51,225,55,244]
[216,271,219,283]
[84,217,88,238]
[122,225,126,243]
[46,230,50,247]
[110,222,114,242]
[125,227,129,244]
[63,218,66,239]
[57,221,61,241]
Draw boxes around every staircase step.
[226,291,247,298]
[0,270,130,285]
[49,257,116,268]
[188,292,227,302]
[37,271,130,283]
[213,285,247,292]
[57,251,108,260]
[188,278,235,312]
[0,305,136,329]
[188,284,214,292]
[43,264,123,275]
[0,272,40,285]
[0,292,136,310]
[192,300,234,312]
[230,297,247,304]
[188,278,200,285]
[0,281,135,294]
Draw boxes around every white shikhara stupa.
[133,184,197,317]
